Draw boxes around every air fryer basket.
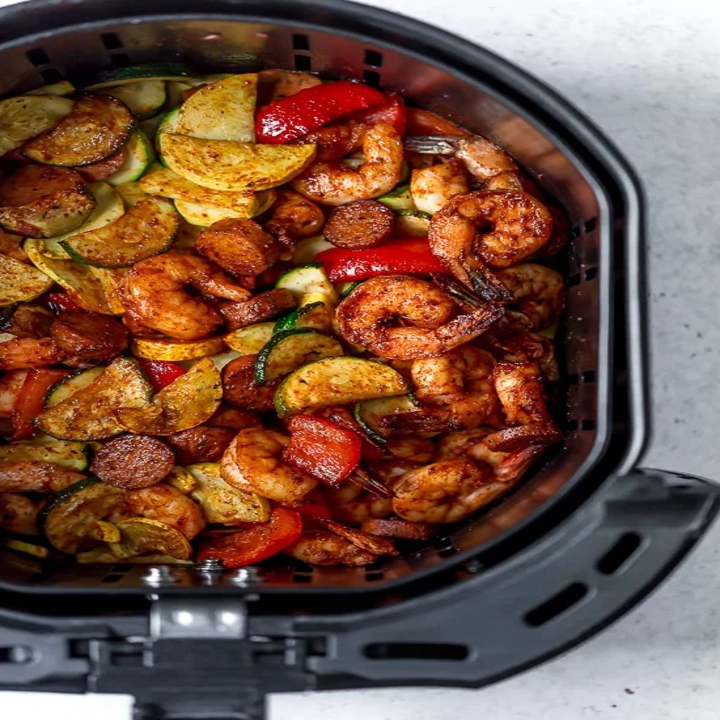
[0,1,717,717]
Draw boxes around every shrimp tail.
[431,272,486,309]
[467,263,514,304]
[435,304,505,351]
[349,468,395,498]
[494,444,546,483]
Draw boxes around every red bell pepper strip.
[406,107,470,137]
[137,359,187,392]
[12,368,70,439]
[44,291,81,314]
[316,238,445,282]
[256,81,386,143]
[296,488,334,521]
[346,93,407,136]
[283,414,362,487]
[197,508,303,568]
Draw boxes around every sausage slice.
[324,200,395,249]
[91,435,175,490]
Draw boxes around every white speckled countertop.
[1,0,720,717]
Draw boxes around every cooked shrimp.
[257,69,322,102]
[0,462,85,493]
[485,171,524,192]
[410,159,469,214]
[487,361,562,450]
[335,275,504,360]
[108,483,206,540]
[0,336,65,370]
[292,122,404,206]
[0,493,41,535]
[409,346,500,430]
[392,457,497,523]
[286,530,377,566]
[455,135,518,181]
[264,190,325,246]
[121,252,250,340]
[496,263,563,331]
[428,192,553,287]
[220,428,317,506]
[195,218,282,276]
[385,435,435,462]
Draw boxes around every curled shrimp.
[286,530,376,566]
[410,159,469,215]
[0,462,85,493]
[428,192,553,290]
[108,483,206,540]
[335,275,504,360]
[220,428,317,506]
[0,493,42,535]
[496,263,563,331]
[455,135,518,181]
[487,361,562,451]
[0,336,65,370]
[292,122,404,206]
[121,252,250,340]
[264,189,325,246]
[408,346,501,430]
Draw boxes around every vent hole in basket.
[26,48,50,67]
[100,33,123,51]
[582,370,597,383]
[566,272,581,288]
[524,582,589,627]
[363,70,381,87]
[292,33,310,51]
[364,49,383,67]
[596,532,642,575]
[101,573,125,584]
[434,537,458,557]
[583,267,598,281]
[570,225,581,240]
[27,571,52,583]
[294,55,312,72]
[110,53,131,68]
[0,646,33,665]
[292,572,312,584]
[579,419,596,431]
[40,68,63,84]
[364,642,469,661]
[584,217,598,233]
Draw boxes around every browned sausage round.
[360,517,437,540]
[90,435,175,490]
[166,426,236,465]
[323,200,395,249]
[79,147,128,182]
[219,289,296,330]
[221,355,279,411]
[50,310,128,362]
[195,219,281,277]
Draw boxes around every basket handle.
[304,469,720,690]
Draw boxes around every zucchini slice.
[377,185,414,212]
[156,107,180,157]
[88,64,193,89]
[102,80,167,120]
[0,165,96,238]
[174,195,275,226]
[0,440,89,470]
[116,357,222,435]
[166,466,198,494]
[109,518,192,561]
[353,395,420,444]
[24,94,135,167]
[275,356,408,417]
[396,210,432,237]
[0,95,74,157]
[41,477,126,553]
[41,182,125,259]
[273,300,333,334]
[44,367,105,408]
[0,254,53,306]
[337,280,363,298]
[205,349,241,371]
[26,239,125,314]
[131,335,225,361]
[165,80,202,107]
[5,539,50,559]
[224,322,275,355]
[26,80,76,97]
[34,358,151,440]
[254,329,343,385]
[292,235,334,265]
[141,167,275,216]
[175,74,257,142]
[187,462,270,524]
[159,134,316,191]
[275,263,339,304]
[61,197,178,268]
[115,181,148,209]
[105,129,155,186]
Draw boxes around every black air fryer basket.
[0,1,717,718]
